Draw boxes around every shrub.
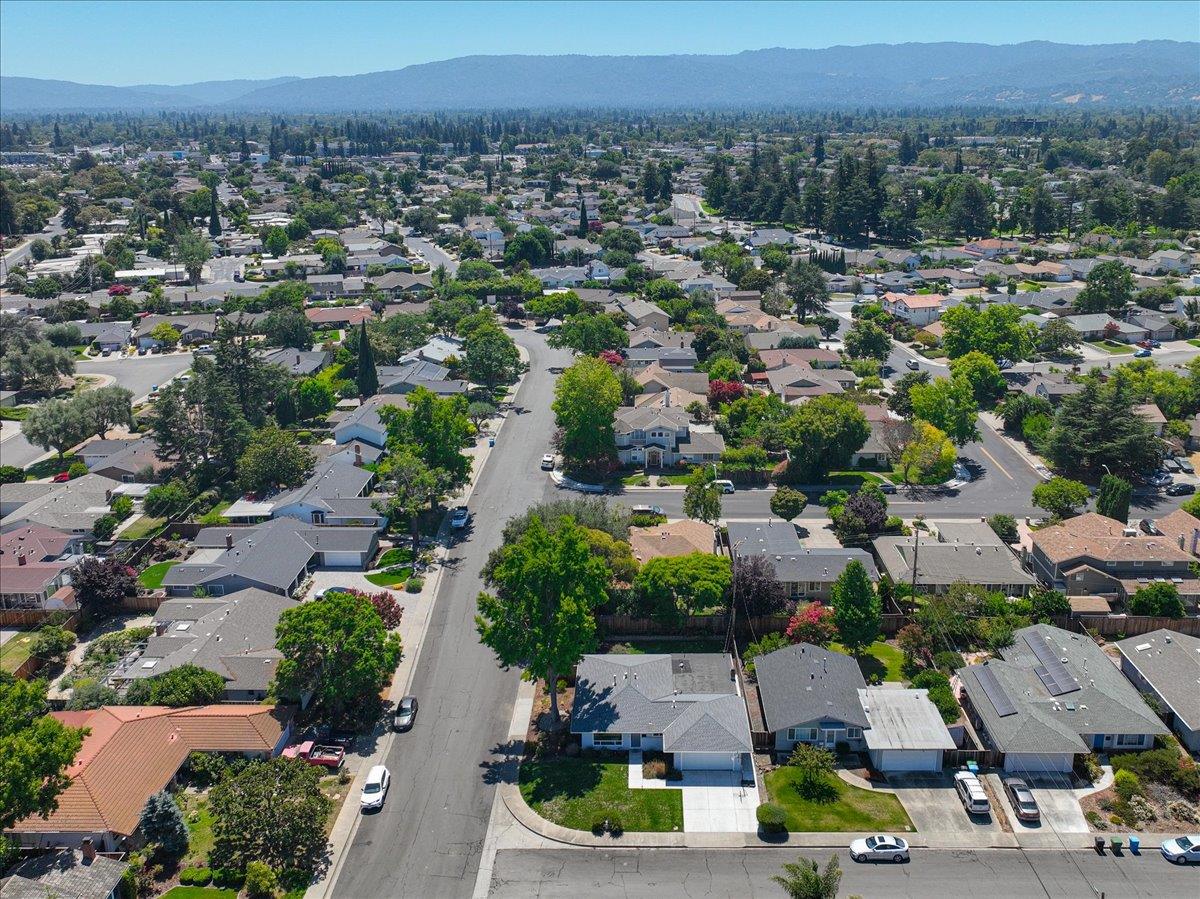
[1111,745,1179,784]
[911,669,950,690]
[1085,810,1104,829]
[1114,769,1141,802]
[405,577,424,593]
[756,802,787,833]
[1128,795,1156,822]
[643,757,668,780]
[1078,754,1102,784]
[244,860,278,898]
[68,461,88,478]
[933,650,965,672]
[1174,763,1200,798]
[987,514,1019,543]
[608,819,623,837]
[186,750,228,787]
[179,867,212,886]
[212,868,245,889]
[93,513,119,540]
[0,465,24,484]
[111,494,134,519]
[741,631,789,679]
[926,684,961,724]
[1168,799,1199,824]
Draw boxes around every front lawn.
[25,454,81,480]
[764,767,913,832]
[519,753,683,832]
[1,632,35,674]
[619,470,693,486]
[376,547,414,569]
[160,889,237,899]
[819,471,885,489]
[365,567,412,587]
[139,560,178,589]
[1086,339,1135,355]
[830,640,905,683]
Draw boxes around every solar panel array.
[1025,634,1080,696]
[975,665,1016,717]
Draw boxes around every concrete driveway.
[627,754,758,832]
[991,774,1089,833]
[888,773,1003,836]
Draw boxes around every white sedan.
[1161,835,1200,864]
[850,834,910,863]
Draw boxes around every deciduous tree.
[552,356,622,471]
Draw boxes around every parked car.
[137,347,147,356]
[1135,348,1153,358]
[1163,458,1182,472]
[281,740,345,770]
[849,834,910,863]
[1161,835,1200,864]
[51,471,71,483]
[393,695,418,731]
[450,506,470,529]
[1166,482,1195,496]
[997,358,1014,370]
[360,765,391,811]
[1137,339,1152,349]
[315,585,355,599]
[631,504,664,515]
[540,453,555,471]
[954,771,991,816]
[714,479,735,494]
[1149,339,1162,348]
[879,483,897,495]
[1148,471,1174,488]
[1003,777,1040,823]
[906,359,920,371]
[1179,459,1195,474]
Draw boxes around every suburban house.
[758,348,841,370]
[634,363,709,396]
[260,347,331,377]
[570,653,754,773]
[633,386,707,411]
[957,624,1168,773]
[0,474,123,537]
[80,436,166,483]
[377,359,468,396]
[754,643,868,753]
[763,365,851,401]
[628,520,716,562]
[728,520,878,602]
[332,394,403,448]
[1,847,126,899]
[223,458,384,528]
[962,238,1022,260]
[858,688,956,773]
[623,346,698,371]
[134,314,219,349]
[0,524,81,611]
[304,305,374,329]
[7,704,291,851]
[1027,512,1199,604]
[915,268,982,290]
[874,525,1036,596]
[1145,508,1200,558]
[161,517,379,597]
[627,327,693,350]
[112,589,298,703]
[1062,313,1145,343]
[618,298,670,330]
[614,407,725,468]
[75,320,132,353]
[881,292,944,326]
[371,270,434,296]
[1115,630,1200,752]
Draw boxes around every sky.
[2,0,1196,85]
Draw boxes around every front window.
[593,733,623,746]
[846,728,862,740]
[1116,733,1143,747]
[788,727,817,742]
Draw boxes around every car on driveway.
[953,771,991,816]
[540,453,555,471]
[1148,471,1174,488]
[1166,482,1195,496]
[450,506,470,529]
[360,765,391,811]
[1003,777,1041,823]
[315,586,355,599]
[878,483,897,494]
[997,358,1014,370]
[1161,835,1200,864]
[1179,459,1195,474]
[850,834,909,863]
[393,696,418,731]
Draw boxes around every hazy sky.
[2,0,1196,85]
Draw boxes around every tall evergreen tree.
[138,790,189,856]
[1096,473,1133,523]
[831,560,881,655]
[208,187,221,237]
[275,386,297,427]
[356,320,378,398]
[577,198,589,239]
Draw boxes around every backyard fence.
[596,612,908,639]
[1052,614,1200,639]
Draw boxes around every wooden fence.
[0,608,82,629]
[944,749,1003,769]
[597,612,908,639]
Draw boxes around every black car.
[1166,482,1195,496]
[393,695,419,731]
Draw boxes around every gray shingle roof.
[570,653,751,753]
[872,536,1035,588]
[1115,629,1200,732]
[754,643,869,732]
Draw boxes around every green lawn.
[1,632,35,674]
[139,561,178,589]
[122,515,166,540]
[196,501,233,526]
[1086,339,1135,355]
[520,754,683,832]
[764,767,913,832]
[376,547,414,569]
[830,640,905,683]
[178,792,214,867]
[821,471,886,488]
[365,567,413,587]
[25,454,81,480]
[1188,339,1200,349]
[160,889,237,899]
[607,638,726,655]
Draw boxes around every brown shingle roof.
[629,520,716,562]
[1033,512,1195,566]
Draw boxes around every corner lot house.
[570,653,753,772]
[9,704,291,850]
[1115,630,1200,752]
[754,643,868,753]
[957,624,1167,773]
[614,407,725,468]
[858,687,955,772]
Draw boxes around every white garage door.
[875,749,942,772]
[1004,752,1073,774]
[675,752,740,771]
[321,551,363,567]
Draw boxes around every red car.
[52,471,71,482]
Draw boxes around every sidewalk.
[307,348,531,899]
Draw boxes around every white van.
[953,771,990,816]
[714,479,735,494]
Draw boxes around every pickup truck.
[282,740,345,769]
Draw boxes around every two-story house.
[614,407,725,468]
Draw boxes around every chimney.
[81,838,96,862]
[17,553,27,567]
[1192,528,1199,556]
[225,533,233,550]
[354,444,363,467]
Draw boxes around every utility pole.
[724,539,745,656]
[910,526,920,609]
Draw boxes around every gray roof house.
[113,589,298,701]
[1115,629,1200,752]
[161,517,378,598]
[728,520,877,602]
[1,847,126,899]
[872,532,1036,596]
[332,394,405,448]
[0,474,122,536]
[753,643,868,754]
[570,653,753,772]
[614,406,725,468]
[957,624,1168,773]
[858,688,956,772]
[224,459,383,528]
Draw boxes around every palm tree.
[771,854,842,899]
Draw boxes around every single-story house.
[957,624,1168,773]
[754,643,868,753]
[0,847,126,899]
[623,345,698,371]
[0,524,80,611]
[628,520,716,562]
[858,687,955,772]
[332,394,404,448]
[0,474,122,537]
[570,653,753,772]
[873,533,1035,596]
[728,520,878,601]
[304,306,373,329]
[1115,630,1200,752]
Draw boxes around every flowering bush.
[785,602,837,647]
[598,350,624,366]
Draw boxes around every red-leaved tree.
[785,602,837,647]
[336,588,404,629]
[598,350,624,366]
[708,379,745,406]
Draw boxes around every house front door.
[631,734,641,749]
[646,449,662,469]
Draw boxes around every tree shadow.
[479,739,523,786]
[855,653,887,685]
[517,751,605,804]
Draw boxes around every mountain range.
[3,42,1196,112]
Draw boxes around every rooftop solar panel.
[976,665,1017,717]
[1025,634,1080,696]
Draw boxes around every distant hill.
[3,42,1195,112]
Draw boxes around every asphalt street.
[488,847,1197,898]
[404,233,460,276]
[1,212,65,278]
[330,331,573,898]
[0,352,194,469]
